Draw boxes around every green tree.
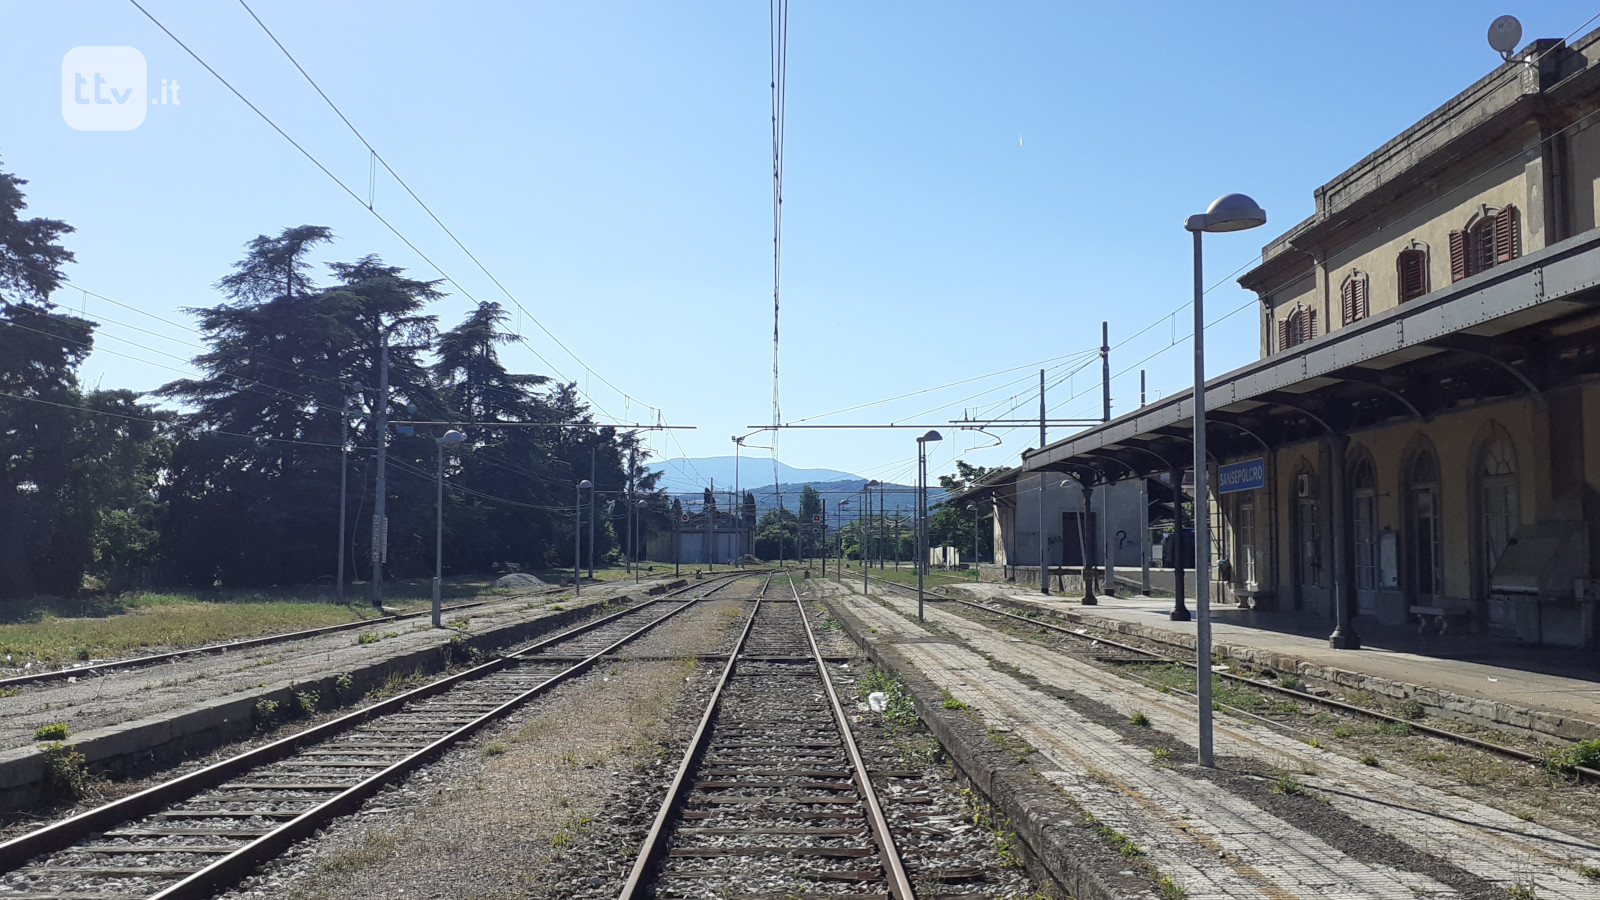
[798,484,822,522]
[0,160,167,597]
[754,506,798,561]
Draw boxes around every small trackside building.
[1021,29,1600,648]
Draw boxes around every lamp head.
[866,479,881,487]
[439,429,467,445]
[577,479,593,490]
[918,429,943,443]
[1187,193,1267,233]
[966,502,977,511]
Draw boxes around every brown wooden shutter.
[1277,319,1291,352]
[1353,277,1368,321]
[1340,279,1355,325]
[1397,250,1426,302]
[1302,309,1317,343]
[1495,204,1520,263]
[1449,230,1469,282]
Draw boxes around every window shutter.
[1397,250,1426,302]
[1495,204,1521,263]
[1277,319,1291,352]
[1302,309,1317,344]
[1340,279,1355,325]
[1449,230,1469,282]
[1353,277,1368,321]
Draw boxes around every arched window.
[1478,428,1519,592]
[1352,456,1379,616]
[1450,205,1520,282]
[1397,246,1428,303]
[1278,306,1317,351]
[1340,272,1370,325]
[1406,446,1443,602]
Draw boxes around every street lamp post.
[636,500,649,583]
[433,429,467,628]
[575,480,592,596]
[863,480,879,594]
[1185,192,1267,768]
[835,499,851,584]
[966,502,988,583]
[916,430,943,621]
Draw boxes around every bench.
[1410,603,1472,634]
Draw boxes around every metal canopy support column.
[1079,480,1098,605]
[1328,433,1361,649]
[1140,476,1151,595]
[1171,464,1191,621]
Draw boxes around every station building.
[1006,29,1600,648]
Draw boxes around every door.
[1352,459,1378,616]
[1061,512,1097,567]
[1406,449,1443,607]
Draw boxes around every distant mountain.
[647,457,860,495]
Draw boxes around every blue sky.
[4,1,1595,490]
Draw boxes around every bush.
[33,722,69,742]
[253,697,279,729]
[1399,699,1425,719]
[41,741,90,799]
[1568,739,1600,771]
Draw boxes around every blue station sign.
[1217,458,1265,494]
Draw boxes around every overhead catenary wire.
[233,0,656,419]
[127,0,652,431]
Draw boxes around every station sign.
[1217,458,1265,494]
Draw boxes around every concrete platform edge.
[822,595,1145,900]
[964,589,1600,743]
[0,593,650,813]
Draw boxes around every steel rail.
[872,578,1600,781]
[617,574,915,900]
[0,589,568,689]
[0,572,753,892]
[617,584,763,898]
[788,574,916,900]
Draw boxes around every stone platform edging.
[823,596,1154,900]
[962,590,1600,743]
[0,594,639,813]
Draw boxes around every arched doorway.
[1479,429,1519,632]
[1352,456,1378,617]
[1406,446,1443,607]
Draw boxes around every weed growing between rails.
[856,666,917,728]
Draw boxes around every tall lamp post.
[433,429,467,627]
[574,480,592,596]
[916,430,943,621]
[835,499,851,583]
[965,502,990,583]
[1185,192,1267,768]
[863,480,879,594]
[635,499,649,583]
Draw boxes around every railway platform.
[947,584,1600,742]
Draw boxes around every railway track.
[620,573,917,900]
[0,586,577,690]
[0,572,755,900]
[856,571,1600,779]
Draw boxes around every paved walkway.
[820,580,1600,899]
[948,584,1600,739]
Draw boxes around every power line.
[127,0,648,428]
[233,0,653,421]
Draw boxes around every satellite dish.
[1488,15,1522,60]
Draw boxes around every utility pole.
[1102,321,1116,597]
[627,445,636,576]
[821,498,828,577]
[1140,369,1151,596]
[337,393,349,602]
[369,334,389,609]
[1038,368,1049,595]
[588,446,596,579]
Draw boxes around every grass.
[0,576,525,668]
[34,722,69,741]
[848,564,973,590]
[1272,772,1303,795]
[940,689,969,711]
